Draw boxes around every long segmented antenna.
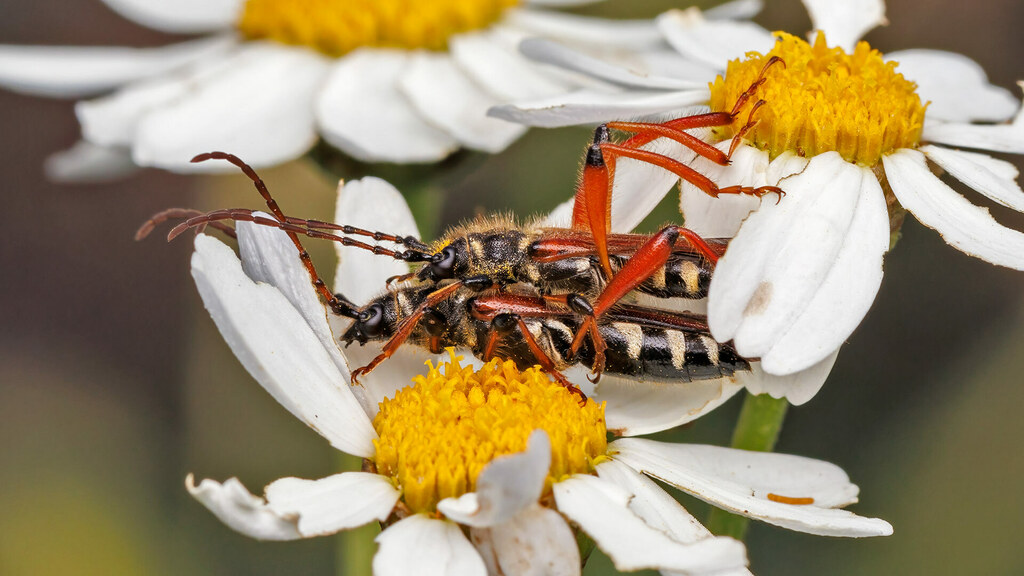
[165,208,434,264]
[135,208,237,240]
[186,152,430,318]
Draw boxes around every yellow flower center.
[239,0,520,57]
[709,32,927,166]
[372,351,607,514]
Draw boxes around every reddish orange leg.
[570,226,687,381]
[600,143,784,203]
[610,55,784,161]
[570,127,614,278]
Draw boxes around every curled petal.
[439,430,550,527]
[598,374,745,437]
[657,8,775,70]
[737,351,839,406]
[488,89,710,128]
[191,235,376,457]
[679,141,769,237]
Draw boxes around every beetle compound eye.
[421,308,447,336]
[430,246,458,279]
[359,304,385,337]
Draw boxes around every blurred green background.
[2,0,1024,574]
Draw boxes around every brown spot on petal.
[744,281,773,316]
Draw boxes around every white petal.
[265,472,399,537]
[595,459,708,543]
[887,50,1018,123]
[504,9,664,50]
[708,153,864,361]
[541,197,575,227]
[190,234,376,457]
[679,141,769,237]
[553,474,747,573]
[400,52,526,154]
[43,141,139,183]
[801,0,886,51]
[132,43,328,171]
[737,351,838,406]
[470,505,579,576]
[657,8,775,70]
[316,49,459,164]
[0,35,235,98]
[757,169,889,374]
[611,439,893,537]
[596,460,756,576]
[884,148,1024,269]
[99,0,242,33]
[921,144,1024,212]
[237,220,352,380]
[922,82,1024,154]
[703,0,764,20]
[518,38,703,91]
[374,515,487,576]
[489,88,710,128]
[598,374,745,437]
[186,475,301,541]
[438,430,550,527]
[450,29,569,101]
[524,0,606,6]
[333,177,421,306]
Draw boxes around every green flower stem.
[706,392,789,540]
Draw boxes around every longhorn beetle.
[152,57,784,384]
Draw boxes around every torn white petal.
[186,475,301,541]
[470,505,580,576]
[885,148,1024,269]
[679,142,769,237]
[921,144,1024,212]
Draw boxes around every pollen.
[709,32,927,166]
[239,0,520,57]
[372,350,607,514]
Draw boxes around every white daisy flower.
[493,0,1024,393]
[0,0,703,179]
[182,175,891,575]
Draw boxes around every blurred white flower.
[0,0,706,178]
[183,175,890,575]
[494,0,1024,389]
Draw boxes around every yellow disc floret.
[372,350,607,514]
[710,32,927,166]
[239,0,520,57]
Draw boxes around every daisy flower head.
[0,0,686,179]
[496,0,1024,397]
[181,173,891,575]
